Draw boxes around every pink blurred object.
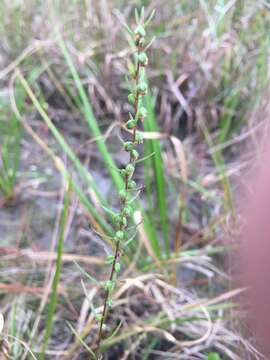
[241,142,270,356]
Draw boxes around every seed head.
[115,230,124,241]
[95,313,102,322]
[131,149,139,161]
[122,205,133,217]
[125,163,135,175]
[128,180,137,190]
[128,93,136,105]
[126,119,137,129]
[113,213,121,225]
[136,81,148,95]
[121,216,127,228]
[106,255,114,264]
[124,141,134,152]
[104,280,114,292]
[120,169,127,177]
[107,298,113,307]
[119,189,128,201]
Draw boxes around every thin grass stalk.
[144,91,170,256]
[40,180,71,359]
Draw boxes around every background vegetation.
[0,0,270,359]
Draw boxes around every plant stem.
[95,239,120,358]
[95,10,151,358]
[96,44,143,360]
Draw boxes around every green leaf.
[143,90,170,257]
[41,181,71,359]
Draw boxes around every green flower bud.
[134,25,146,39]
[136,81,148,95]
[107,298,113,307]
[114,213,127,228]
[126,119,137,129]
[95,313,102,322]
[121,216,127,228]
[113,213,121,225]
[119,189,128,201]
[122,205,133,217]
[128,93,136,105]
[106,255,114,264]
[124,141,134,152]
[131,149,139,161]
[129,67,137,78]
[137,106,147,120]
[125,163,135,175]
[115,262,121,273]
[138,52,148,66]
[104,280,114,291]
[135,132,144,144]
[115,230,124,241]
[128,180,137,190]
[120,169,127,177]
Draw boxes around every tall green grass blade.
[10,302,20,357]
[144,92,170,256]
[57,36,124,191]
[41,181,71,359]
[142,337,159,360]
[143,131,154,213]
[218,91,240,144]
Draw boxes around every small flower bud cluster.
[117,18,150,231]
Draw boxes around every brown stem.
[95,240,121,358]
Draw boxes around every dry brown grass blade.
[135,213,161,269]
[0,247,104,265]
[0,283,65,296]
[22,249,104,265]
[170,136,188,181]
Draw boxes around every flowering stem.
[95,8,152,358]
